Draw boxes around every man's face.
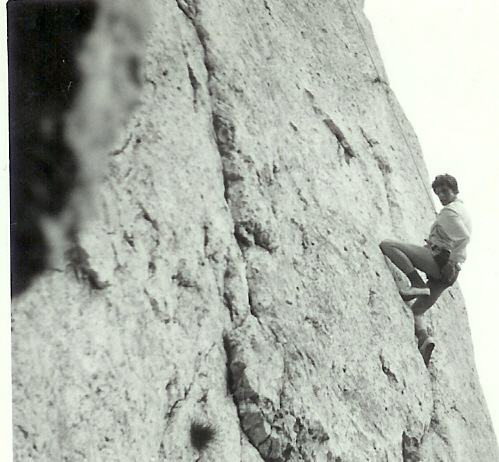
[434,186,456,206]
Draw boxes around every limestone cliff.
[10,0,499,461]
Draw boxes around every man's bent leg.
[379,240,418,275]
[414,311,436,366]
[412,280,447,364]
[411,280,447,317]
[414,315,430,348]
[380,240,442,298]
[379,240,441,279]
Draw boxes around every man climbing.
[379,174,472,365]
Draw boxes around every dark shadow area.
[8,0,97,296]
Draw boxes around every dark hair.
[431,174,459,194]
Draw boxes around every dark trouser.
[380,240,459,342]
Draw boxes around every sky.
[1,0,499,458]
[365,0,499,436]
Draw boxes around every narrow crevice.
[173,11,286,460]
[138,203,160,232]
[158,441,166,460]
[420,392,450,458]
[374,153,392,175]
[175,0,253,265]
[266,324,282,348]
[176,0,278,268]
[247,290,261,322]
[171,271,199,289]
[144,289,170,325]
[304,88,315,101]
[263,0,272,16]
[366,287,379,310]
[164,381,194,421]
[175,0,196,22]
[110,132,133,156]
[222,332,268,459]
[212,113,237,163]
[222,331,279,462]
[427,412,451,447]
[222,170,243,203]
[450,404,468,423]
[322,118,356,162]
[372,75,388,86]
[145,76,157,92]
[360,126,378,148]
[304,89,356,163]
[66,243,111,290]
[200,340,218,365]
[225,334,323,462]
[379,355,398,384]
[123,231,135,248]
[234,221,277,254]
[17,425,29,439]
[180,38,200,109]
[223,291,235,322]
[187,62,200,108]
[401,431,420,462]
[373,152,403,231]
[175,0,214,77]
[222,333,236,400]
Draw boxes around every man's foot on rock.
[401,292,417,302]
[399,286,430,298]
[419,336,435,366]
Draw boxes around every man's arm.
[440,208,471,262]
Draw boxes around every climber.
[379,174,472,365]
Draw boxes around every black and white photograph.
[2,0,499,460]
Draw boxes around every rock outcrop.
[10,0,499,461]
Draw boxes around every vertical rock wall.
[10,0,499,461]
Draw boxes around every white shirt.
[427,198,472,263]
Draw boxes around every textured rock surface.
[11,0,499,461]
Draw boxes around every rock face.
[11,0,499,461]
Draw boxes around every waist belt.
[429,244,461,270]
[428,242,448,253]
[430,244,444,252]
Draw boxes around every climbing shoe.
[399,286,430,298]
[401,292,417,302]
[419,336,435,366]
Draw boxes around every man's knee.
[380,239,406,256]
[379,239,397,254]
